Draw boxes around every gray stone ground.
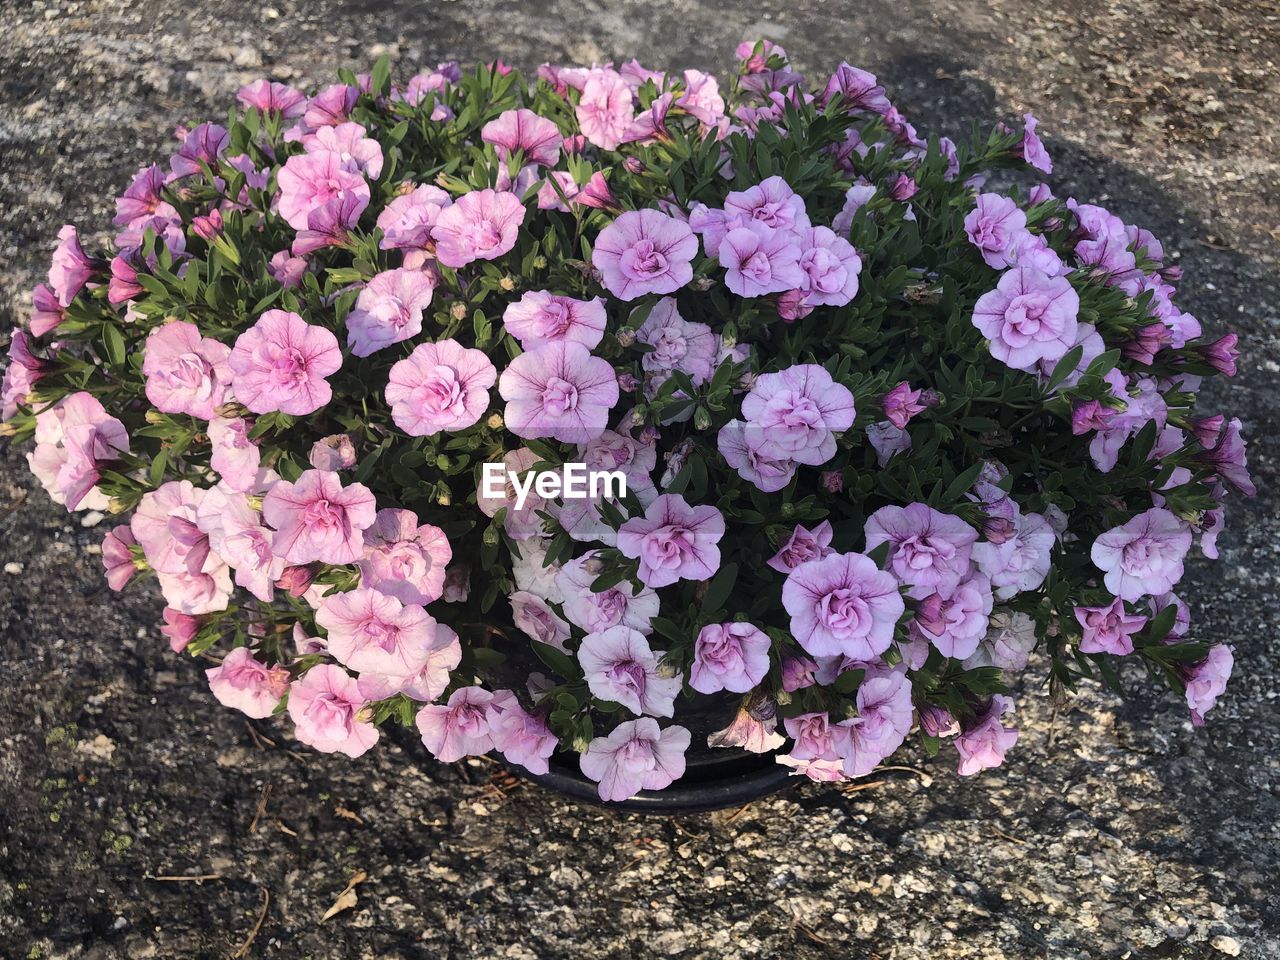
[1,0,1278,957]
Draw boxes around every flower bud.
[693,406,713,431]
[919,703,960,738]
[615,327,637,347]
[499,276,516,292]
[617,372,640,392]
[623,156,646,174]
[486,412,504,430]
[819,470,844,494]
[450,302,467,321]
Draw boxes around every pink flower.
[914,574,994,660]
[973,267,1080,371]
[708,704,785,754]
[482,108,564,166]
[309,434,357,471]
[415,686,495,762]
[882,382,926,430]
[592,210,698,301]
[276,149,371,231]
[690,622,772,694]
[432,188,526,268]
[237,79,307,117]
[291,193,366,255]
[1019,113,1052,174]
[28,392,130,511]
[578,626,682,716]
[356,623,461,703]
[510,591,572,650]
[488,692,558,775]
[498,341,619,444]
[268,250,308,288]
[385,338,497,437]
[48,225,97,305]
[141,321,232,419]
[580,718,690,802]
[556,551,660,634]
[169,122,229,179]
[317,586,439,677]
[617,493,725,588]
[837,670,914,777]
[717,419,796,492]
[358,508,451,605]
[2,331,47,420]
[101,526,138,591]
[301,122,383,178]
[719,222,805,298]
[955,696,1018,776]
[288,664,379,758]
[781,552,905,659]
[864,503,979,600]
[206,647,290,719]
[262,469,377,564]
[973,511,1055,600]
[376,185,452,251]
[819,63,891,113]
[740,364,856,466]
[207,416,261,492]
[502,291,607,350]
[29,283,66,336]
[1091,507,1192,602]
[767,520,835,574]
[1075,597,1146,656]
[1184,645,1233,725]
[160,607,200,653]
[724,176,810,237]
[114,165,174,229]
[576,68,635,150]
[795,226,862,307]
[964,194,1030,270]
[677,70,725,126]
[228,310,342,416]
[345,268,435,357]
[784,712,840,762]
[196,488,286,601]
[636,297,718,385]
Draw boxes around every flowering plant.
[3,42,1250,801]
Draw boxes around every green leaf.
[701,562,738,613]
[101,325,127,367]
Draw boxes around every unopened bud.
[450,302,467,321]
[107,497,130,515]
[690,276,716,291]
[486,413,504,430]
[615,328,637,348]
[499,276,516,292]
[693,406,712,431]
[145,410,166,425]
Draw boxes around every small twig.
[0,489,29,519]
[723,804,752,823]
[274,819,298,837]
[248,784,272,834]
[244,723,276,750]
[992,826,1028,846]
[233,887,270,958]
[333,804,364,825]
[840,778,887,794]
[789,912,828,945]
[145,873,222,882]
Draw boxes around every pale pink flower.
[837,669,914,777]
[784,712,841,762]
[1091,507,1193,602]
[1075,597,1146,656]
[288,664,379,758]
[724,176,810,238]
[301,122,383,178]
[345,268,436,356]
[740,364,856,466]
[160,607,200,653]
[708,705,785,754]
[677,69,725,125]
[376,184,452,251]
[28,392,130,511]
[385,338,497,437]
[308,434,357,471]
[1184,645,1233,725]
[592,210,698,301]
[955,695,1018,776]
[972,267,1080,371]
[262,469,377,564]
[510,590,571,650]
[617,494,725,589]
[720,222,805,298]
[237,79,307,117]
[482,108,564,166]
[359,508,452,605]
[48,225,97,306]
[781,552,905,660]
[795,225,862,307]
[576,68,635,150]
[228,310,342,416]
[276,149,371,231]
[555,551,660,635]
[415,686,495,762]
[973,511,1054,600]
[767,520,835,573]
[689,622,771,694]
[196,487,287,601]
[502,291,607,350]
[498,341,618,443]
[317,586,439,676]
[207,416,261,492]
[864,503,979,600]
[914,573,994,660]
[356,623,462,702]
[432,188,526,268]
[964,193,1030,269]
[578,626,682,717]
[101,526,138,591]
[487,691,558,774]
[142,321,232,419]
[580,718,690,802]
[717,419,797,492]
[635,297,718,385]
[206,647,290,719]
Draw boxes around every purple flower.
[915,573,994,660]
[304,83,359,128]
[580,718,690,802]
[1075,597,1146,656]
[415,686,495,762]
[972,511,1055,600]
[767,521,835,573]
[578,626,682,716]
[819,63,891,113]
[386,339,497,437]
[432,188,526,268]
[964,194,1030,270]
[1200,333,1239,377]
[1091,507,1193,602]
[866,421,912,466]
[781,552,905,659]
[114,165,174,229]
[635,297,718,385]
[723,176,810,237]
[690,622,772,694]
[228,309,342,416]
[48,225,97,306]
[29,283,66,336]
[556,551,660,634]
[498,341,619,443]
[276,150,370,231]
[141,321,232,420]
[740,364,856,466]
[376,185,451,251]
[864,503,979,600]
[795,226,861,307]
[1195,416,1255,497]
[291,192,367,256]
[502,291,607,350]
[345,268,435,357]
[1183,645,1232,725]
[955,695,1018,776]
[617,494,725,588]
[882,381,926,429]
[719,222,805,298]
[973,267,1080,371]
[717,419,798,492]
[482,108,564,166]
[593,210,698,301]
[784,712,840,762]
[169,122,229,179]
[1018,113,1053,173]
[837,669,914,776]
